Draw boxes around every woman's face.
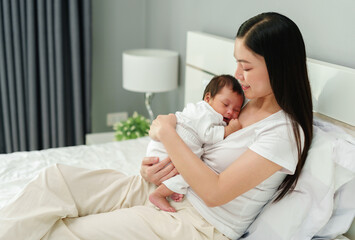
[233,38,273,100]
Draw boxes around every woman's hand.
[149,114,177,141]
[140,156,178,186]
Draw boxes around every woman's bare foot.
[149,193,176,212]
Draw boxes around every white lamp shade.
[122,49,179,93]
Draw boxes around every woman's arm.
[149,114,282,207]
[140,156,178,186]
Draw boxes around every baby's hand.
[224,119,242,138]
[228,119,242,132]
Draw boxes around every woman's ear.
[204,92,211,102]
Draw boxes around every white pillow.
[313,119,355,239]
[314,178,355,239]
[241,119,355,240]
[241,127,336,240]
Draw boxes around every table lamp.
[122,49,179,122]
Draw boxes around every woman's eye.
[243,68,251,72]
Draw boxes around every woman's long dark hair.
[236,12,313,201]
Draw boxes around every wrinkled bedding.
[0,136,150,209]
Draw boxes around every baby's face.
[205,87,243,124]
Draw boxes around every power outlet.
[107,112,128,126]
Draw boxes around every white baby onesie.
[146,101,226,194]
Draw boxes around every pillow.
[313,119,355,239]
[241,121,355,240]
[314,178,355,239]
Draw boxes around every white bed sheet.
[0,136,151,209]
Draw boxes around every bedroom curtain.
[0,0,92,153]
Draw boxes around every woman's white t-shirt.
[186,110,301,239]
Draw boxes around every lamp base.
[145,92,155,123]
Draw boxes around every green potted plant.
[113,112,150,141]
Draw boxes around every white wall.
[91,0,146,132]
[92,0,355,132]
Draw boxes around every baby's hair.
[203,74,245,103]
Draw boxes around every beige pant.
[0,164,229,240]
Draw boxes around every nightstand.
[85,132,116,145]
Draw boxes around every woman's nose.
[234,67,243,80]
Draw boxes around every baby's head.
[203,75,245,124]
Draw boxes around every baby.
[147,74,245,212]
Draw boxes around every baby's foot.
[149,194,176,212]
[170,193,184,202]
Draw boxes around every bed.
[1,31,354,240]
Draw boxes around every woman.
[0,12,313,240]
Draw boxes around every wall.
[91,0,147,132]
[92,0,355,132]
